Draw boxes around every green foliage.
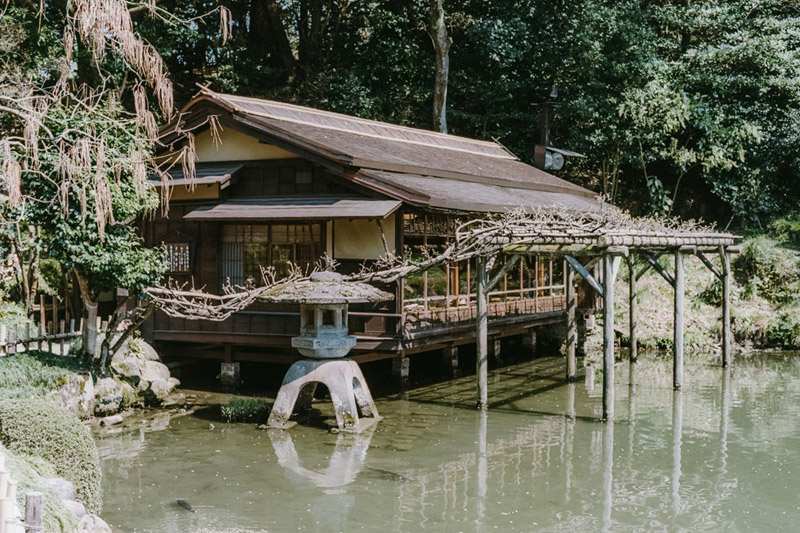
[15,95,166,301]
[768,213,800,248]
[0,399,102,513]
[0,302,28,328]
[0,351,85,399]
[2,444,78,533]
[766,310,800,349]
[733,236,800,304]
[220,398,271,423]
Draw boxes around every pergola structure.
[354,208,738,420]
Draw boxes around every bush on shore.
[0,398,102,513]
[221,398,271,423]
[2,444,78,532]
[0,351,84,400]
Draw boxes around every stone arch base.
[267,358,380,433]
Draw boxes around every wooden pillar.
[491,337,502,366]
[628,255,638,363]
[476,256,489,409]
[422,216,429,311]
[442,345,459,377]
[392,354,410,386]
[721,249,732,368]
[565,262,577,381]
[673,252,685,390]
[602,253,617,421]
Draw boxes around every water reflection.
[268,425,376,490]
[98,353,800,532]
[672,390,683,520]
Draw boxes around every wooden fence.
[0,452,43,532]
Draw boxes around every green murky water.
[98,352,800,532]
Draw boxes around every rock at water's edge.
[52,374,95,419]
[77,514,112,533]
[94,377,123,416]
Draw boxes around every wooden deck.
[150,294,566,363]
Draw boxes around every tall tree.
[426,0,452,133]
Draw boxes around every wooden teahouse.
[144,89,607,378]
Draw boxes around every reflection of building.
[144,89,603,369]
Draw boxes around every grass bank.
[0,350,104,529]
[585,219,800,365]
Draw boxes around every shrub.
[733,236,800,304]
[0,302,28,328]
[766,309,800,349]
[0,351,85,399]
[769,213,800,247]
[0,399,102,513]
[221,398,271,423]
[2,444,78,532]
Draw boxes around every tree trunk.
[263,0,298,81]
[75,272,98,360]
[98,303,154,375]
[427,0,452,134]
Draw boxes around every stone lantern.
[261,272,392,433]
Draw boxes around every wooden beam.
[721,248,732,368]
[696,252,722,280]
[645,254,675,287]
[602,253,618,421]
[566,262,577,381]
[476,256,489,409]
[673,252,685,390]
[565,255,604,297]
[503,244,599,255]
[487,255,521,292]
[635,263,652,281]
[628,255,638,363]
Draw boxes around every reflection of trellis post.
[672,389,683,516]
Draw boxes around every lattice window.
[166,243,191,273]
[221,224,322,287]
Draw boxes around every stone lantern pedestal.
[262,272,392,433]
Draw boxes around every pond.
[97,352,800,532]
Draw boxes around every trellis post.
[628,255,638,363]
[565,261,577,381]
[602,253,619,421]
[673,252,685,390]
[721,248,732,367]
[476,256,489,409]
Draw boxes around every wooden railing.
[0,315,120,357]
[403,293,566,334]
